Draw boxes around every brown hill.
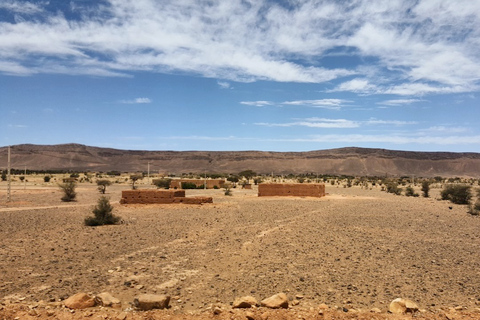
[1,143,479,177]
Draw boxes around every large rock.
[260,293,289,309]
[389,298,419,314]
[233,296,258,308]
[64,293,95,309]
[95,292,121,308]
[134,294,170,310]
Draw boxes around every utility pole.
[7,146,11,202]
[147,162,150,185]
[204,170,207,190]
[24,165,26,190]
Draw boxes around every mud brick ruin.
[169,179,225,189]
[258,183,325,197]
[120,190,213,205]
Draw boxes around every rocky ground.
[1,181,480,319]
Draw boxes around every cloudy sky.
[1,0,479,152]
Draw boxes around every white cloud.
[217,81,232,89]
[256,118,359,128]
[377,99,424,106]
[281,99,351,109]
[0,0,479,95]
[120,97,152,104]
[256,117,417,129]
[241,101,274,107]
[0,1,44,14]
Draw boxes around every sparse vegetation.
[468,200,480,216]
[421,181,430,198]
[1,171,6,181]
[441,184,472,205]
[405,186,419,197]
[153,178,172,189]
[386,181,402,195]
[224,183,232,196]
[59,181,77,202]
[96,179,112,194]
[44,175,51,182]
[130,174,143,190]
[181,182,198,189]
[84,196,120,226]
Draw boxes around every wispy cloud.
[8,124,27,128]
[241,101,274,107]
[0,0,479,96]
[120,98,152,104]
[281,99,352,109]
[377,99,424,106]
[256,117,417,129]
[256,118,359,128]
[217,81,232,89]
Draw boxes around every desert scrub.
[85,196,120,226]
[405,186,419,197]
[59,180,77,202]
[421,180,430,197]
[441,184,472,205]
[386,182,402,195]
[153,178,172,189]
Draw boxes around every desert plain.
[1,178,480,319]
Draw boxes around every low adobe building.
[120,189,212,205]
[258,183,325,197]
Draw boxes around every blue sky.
[0,0,479,152]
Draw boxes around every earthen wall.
[258,183,325,197]
[120,190,212,205]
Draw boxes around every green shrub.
[441,184,472,205]
[386,182,402,195]
[421,181,430,198]
[44,176,51,183]
[59,181,77,202]
[224,184,232,196]
[153,178,172,189]
[181,182,197,189]
[1,171,6,181]
[405,186,419,197]
[84,197,120,226]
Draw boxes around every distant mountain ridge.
[1,143,479,177]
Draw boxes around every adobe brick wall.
[258,183,325,197]
[120,190,212,205]
[170,179,225,189]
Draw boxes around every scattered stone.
[295,295,304,300]
[46,310,55,316]
[233,296,258,308]
[133,294,170,310]
[370,307,382,313]
[389,298,419,314]
[291,299,300,306]
[260,311,269,320]
[95,292,121,309]
[318,303,329,310]
[246,311,256,320]
[260,293,288,309]
[64,293,96,309]
[213,306,222,315]
[116,312,128,320]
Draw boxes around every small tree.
[130,174,143,190]
[386,182,402,195]
[1,171,6,181]
[224,183,233,196]
[19,176,25,182]
[421,181,430,198]
[96,179,112,194]
[84,197,120,226]
[44,176,51,183]
[59,181,77,202]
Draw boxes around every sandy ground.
[1,180,480,319]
